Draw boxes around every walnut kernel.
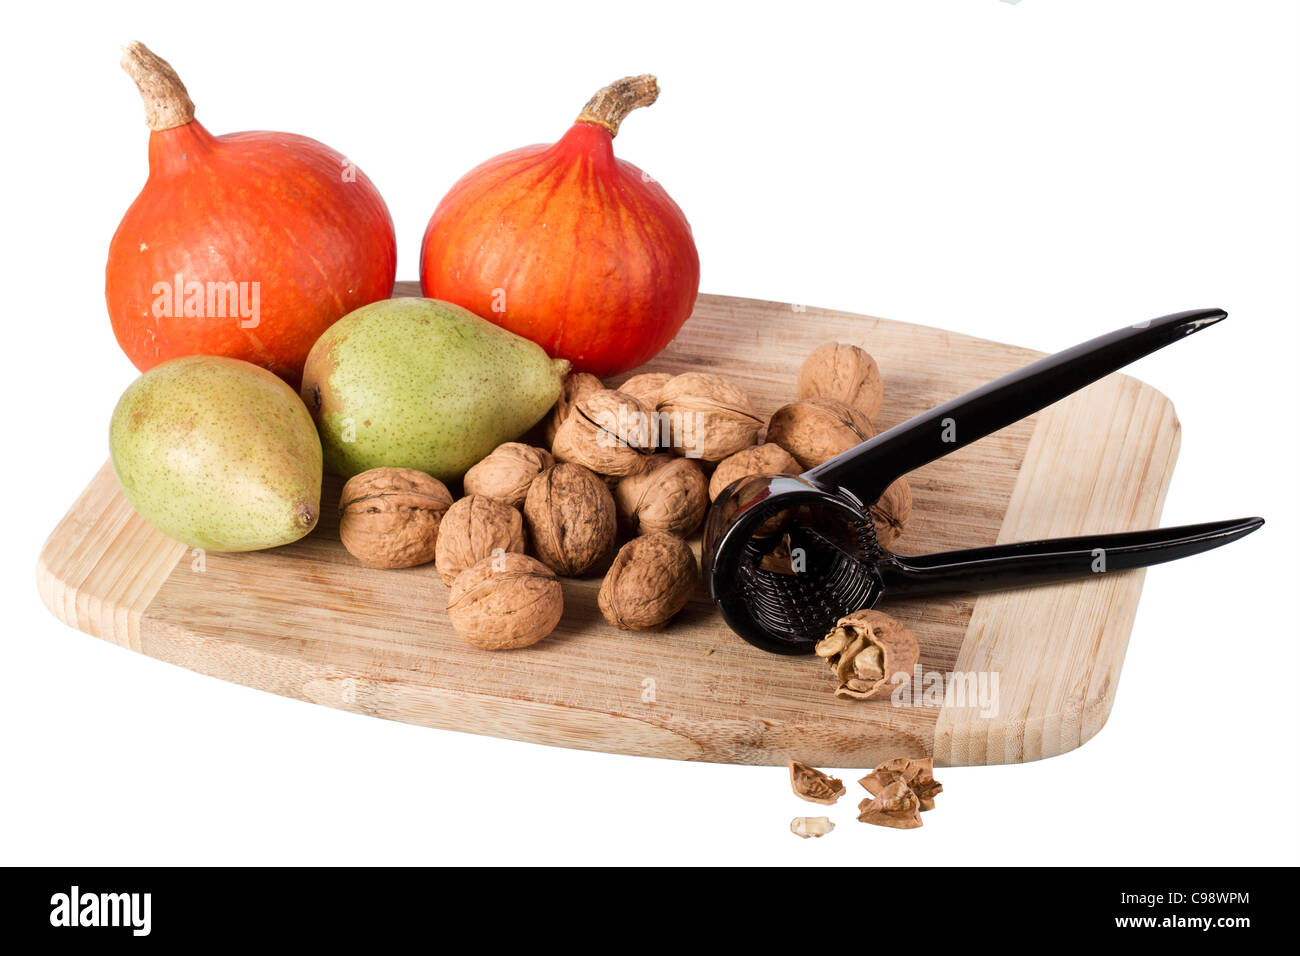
[790,816,835,839]
[815,608,919,701]
[338,467,453,569]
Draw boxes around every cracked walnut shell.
[815,609,919,701]
[857,780,923,829]
[552,388,655,477]
[446,552,563,650]
[462,443,554,508]
[766,398,876,470]
[598,532,697,631]
[788,760,846,805]
[860,757,943,812]
[759,533,799,574]
[613,455,708,537]
[524,463,617,576]
[655,372,763,462]
[797,342,884,419]
[434,494,527,586]
[338,467,454,569]
[708,443,801,502]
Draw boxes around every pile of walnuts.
[335,338,910,653]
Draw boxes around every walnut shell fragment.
[815,608,919,701]
[616,372,674,411]
[860,756,943,812]
[656,372,763,462]
[797,342,884,419]
[545,371,604,447]
[857,780,923,829]
[446,552,563,650]
[524,463,617,576]
[870,476,913,547]
[790,816,835,839]
[759,533,799,574]
[708,443,801,502]
[338,467,454,569]
[434,495,527,586]
[598,532,697,631]
[613,455,709,537]
[788,760,846,806]
[462,443,554,508]
[552,388,655,477]
[766,398,876,470]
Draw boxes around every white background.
[2,0,1296,866]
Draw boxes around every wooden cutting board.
[37,285,1181,767]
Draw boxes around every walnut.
[860,757,942,811]
[598,532,697,631]
[338,467,454,569]
[790,816,835,839]
[545,371,604,447]
[462,443,554,508]
[766,398,875,470]
[655,372,763,462]
[613,455,708,537]
[797,342,883,419]
[870,476,913,547]
[815,608,919,701]
[434,495,527,586]
[524,463,617,576]
[857,780,923,829]
[616,371,674,411]
[446,552,563,650]
[788,760,846,805]
[708,443,801,501]
[552,388,655,477]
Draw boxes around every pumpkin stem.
[575,75,659,138]
[121,41,196,131]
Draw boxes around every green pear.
[109,356,323,551]
[301,297,569,480]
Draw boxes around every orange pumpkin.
[420,76,700,378]
[106,43,396,385]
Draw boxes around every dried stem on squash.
[120,41,195,131]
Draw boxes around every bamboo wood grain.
[36,290,1180,766]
